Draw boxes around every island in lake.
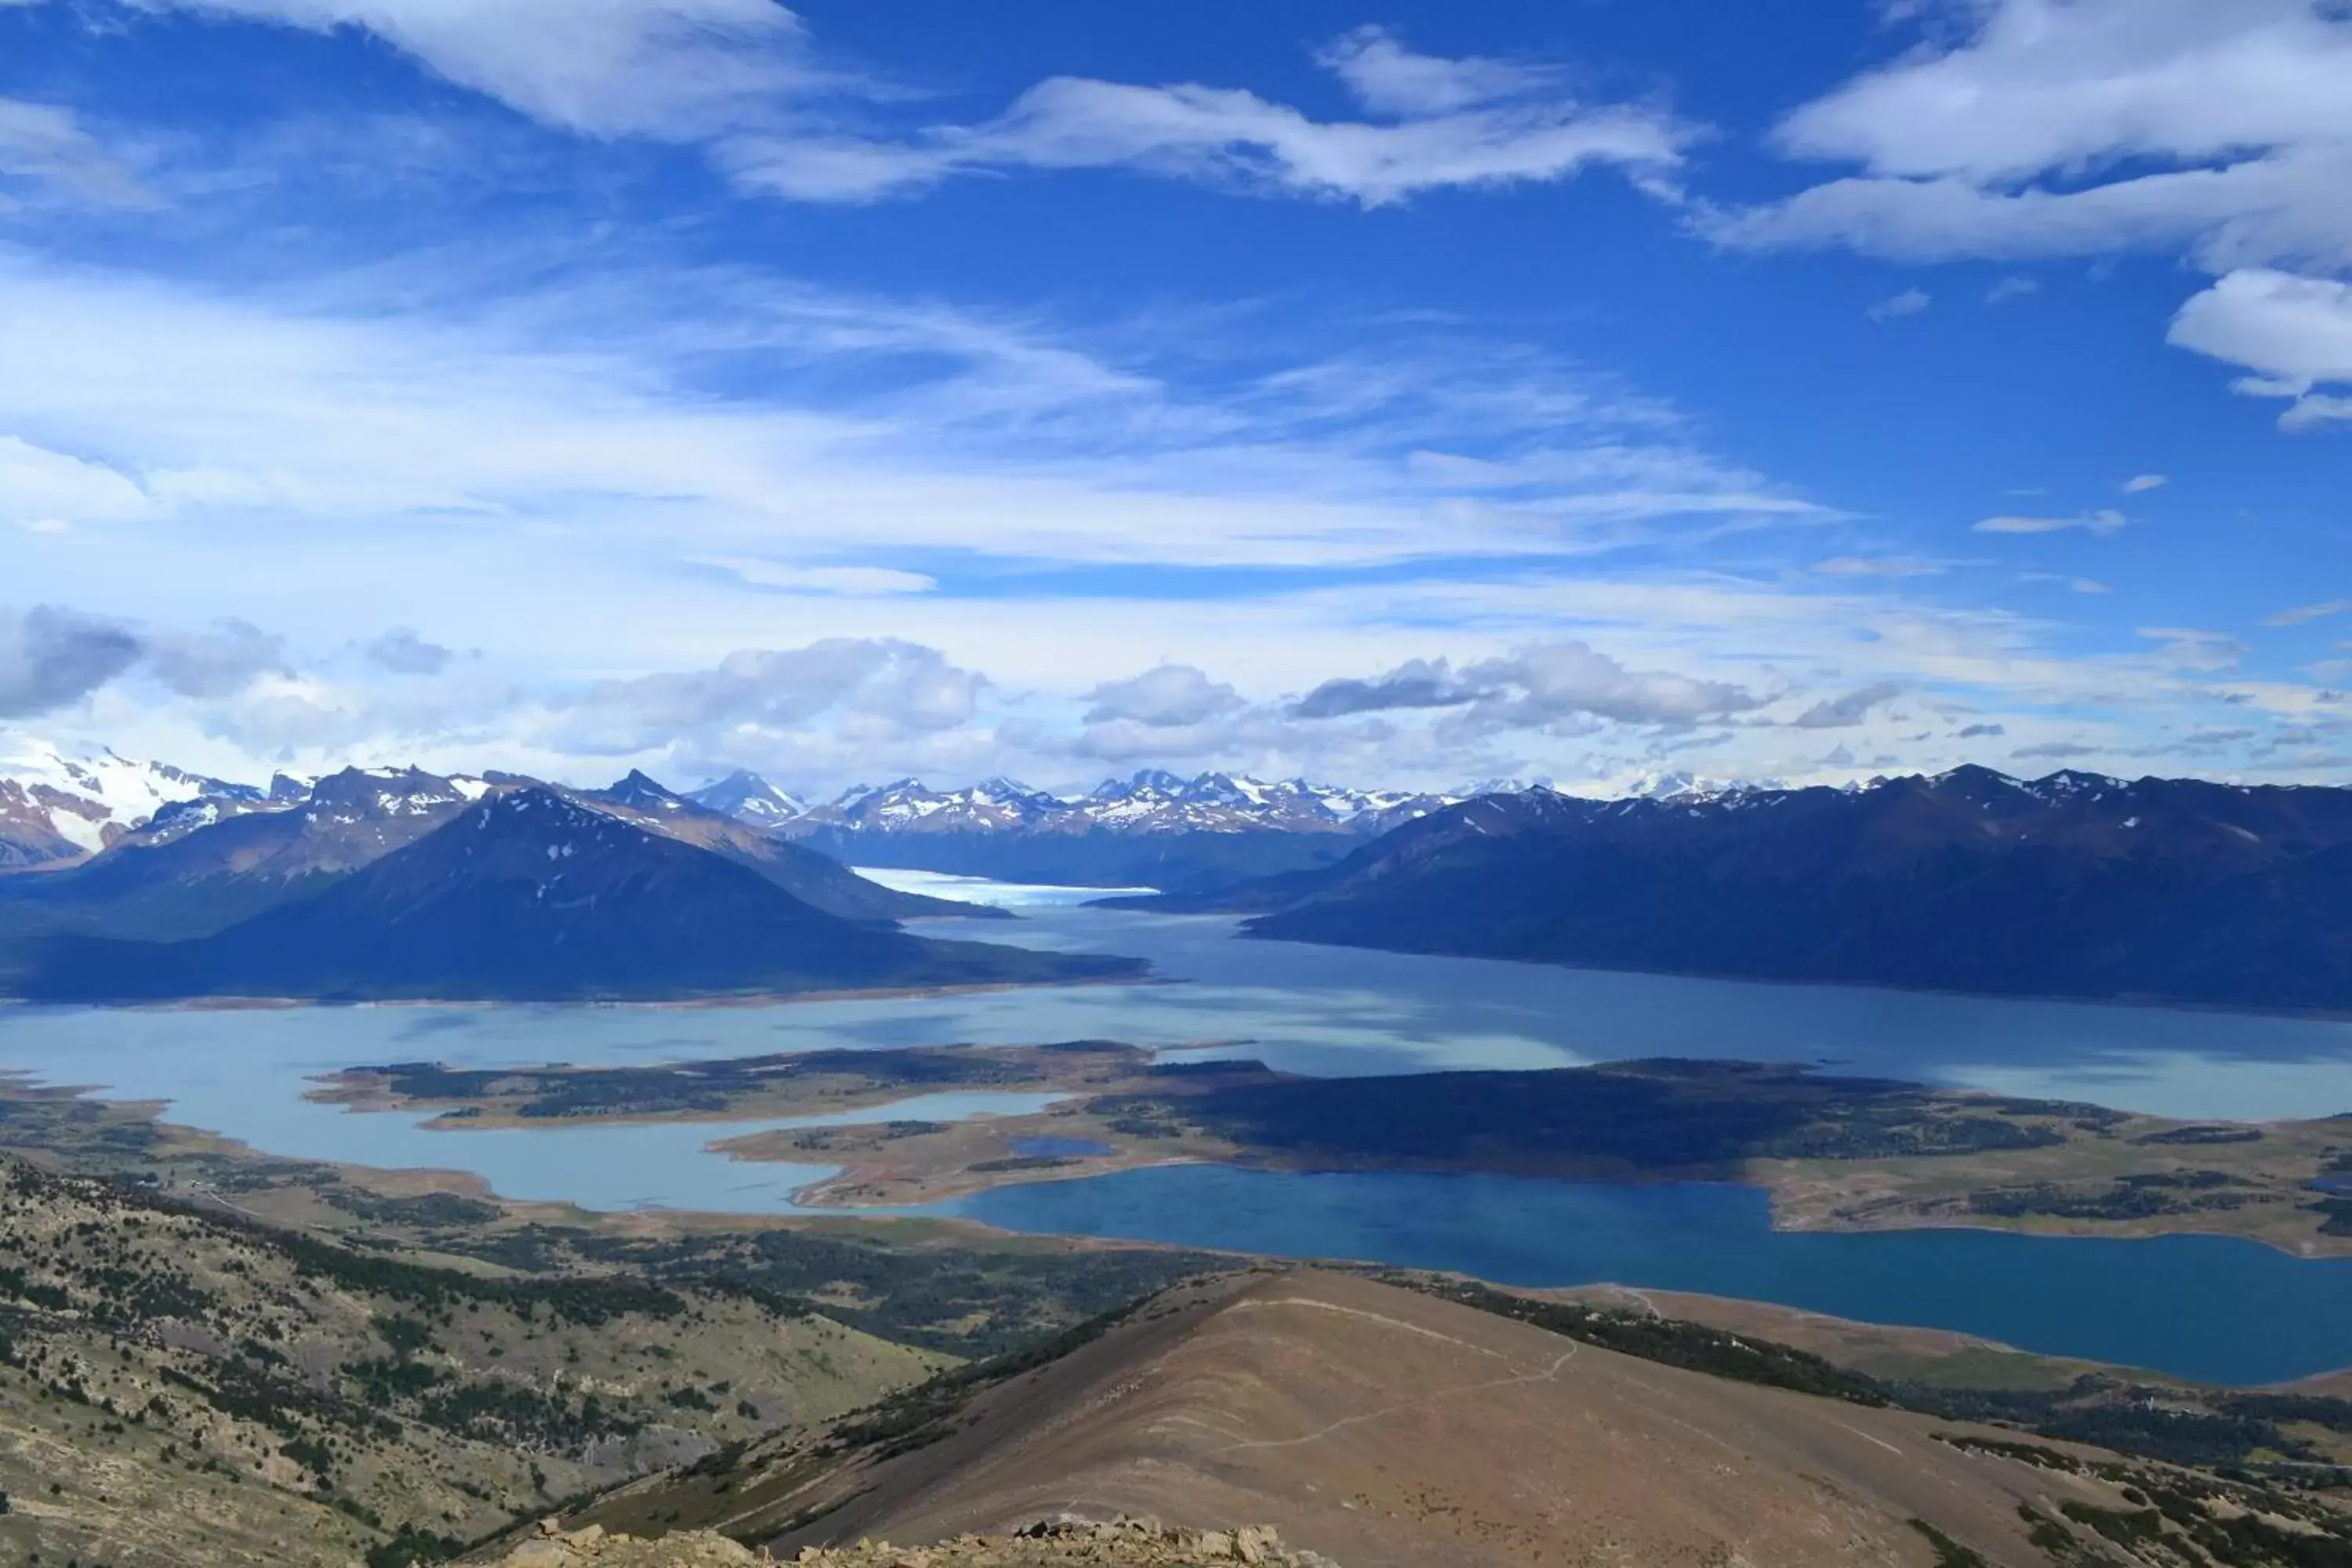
[311,1044,2352,1254]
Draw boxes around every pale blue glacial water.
[11,893,2352,1377]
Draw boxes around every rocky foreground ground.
[500,1518,1337,1566]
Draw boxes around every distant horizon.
[0,728,2317,811]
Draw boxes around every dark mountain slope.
[0,766,488,941]
[13,789,1142,1001]
[1139,769,2352,1010]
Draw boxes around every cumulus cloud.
[1704,1,2352,422]
[1711,1,2352,269]
[0,604,143,717]
[725,26,1690,207]
[2168,269,2352,429]
[571,637,985,753]
[1083,664,1244,728]
[1793,681,1901,729]
[1288,658,1468,720]
[1290,641,1762,731]
[143,617,287,698]
[0,604,289,716]
[1867,287,1930,321]
[365,628,455,675]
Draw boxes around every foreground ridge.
[503,1518,1333,1567]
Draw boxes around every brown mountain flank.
[572,1270,2183,1568]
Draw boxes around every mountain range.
[702,770,1465,892]
[0,755,1127,1002]
[19,788,1129,1002]
[1120,764,2352,1011]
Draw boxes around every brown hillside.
[576,1270,2172,1568]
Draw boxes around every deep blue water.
[954,1165,2352,1385]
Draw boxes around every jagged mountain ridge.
[697,769,1461,839]
[1128,764,2352,1009]
[0,764,496,940]
[0,763,996,943]
[0,737,262,870]
[13,788,1138,1001]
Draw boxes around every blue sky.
[0,0,2347,793]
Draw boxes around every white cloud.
[124,0,811,138]
[2168,268,2352,429]
[1974,509,2126,535]
[1288,640,1765,730]
[1867,287,1930,321]
[0,96,151,205]
[725,27,1690,207]
[0,247,1813,575]
[365,627,454,674]
[141,617,287,698]
[1314,25,1563,118]
[1773,0,2352,184]
[1706,1,2352,419]
[1725,0,2352,273]
[0,435,154,526]
[1986,275,2039,304]
[2122,474,2167,494]
[1083,664,1245,728]
[568,637,985,755]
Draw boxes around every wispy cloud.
[0,96,153,206]
[2264,599,2349,627]
[1974,509,2127,535]
[118,0,817,138]
[722,27,1693,207]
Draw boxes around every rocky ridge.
[500,1519,1331,1568]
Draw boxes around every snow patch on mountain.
[0,736,260,866]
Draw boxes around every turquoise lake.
[9,886,2352,1381]
[954,1165,2352,1386]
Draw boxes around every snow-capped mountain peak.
[0,737,261,868]
[685,769,806,826]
